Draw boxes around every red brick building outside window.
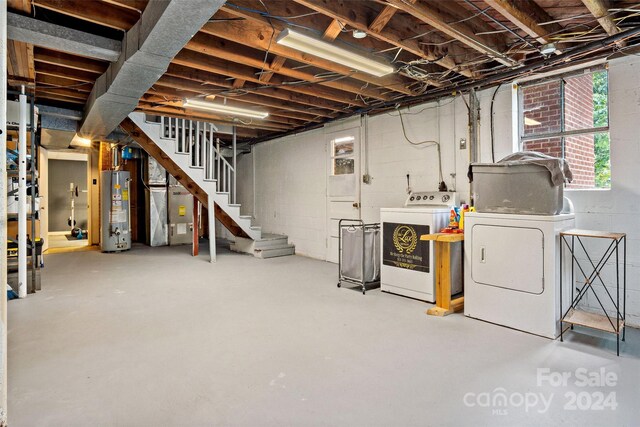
[519,70,610,189]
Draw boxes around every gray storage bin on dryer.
[471,163,564,215]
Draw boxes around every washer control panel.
[405,191,459,207]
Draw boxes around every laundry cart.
[337,219,381,295]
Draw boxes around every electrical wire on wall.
[395,106,446,191]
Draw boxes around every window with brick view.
[520,70,610,189]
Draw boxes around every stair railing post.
[181,118,185,152]
[195,121,200,167]
[216,138,221,192]
[207,126,215,179]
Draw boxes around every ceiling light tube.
[276,28,394,77]
[183,99,269,119]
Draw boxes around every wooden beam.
[259,55,287,83]
[292,0,476,78]
[32,0,139,30]
[101,0,147,13]
[484,0,564,46]
[162,65,339,118]
[36,61,100,82]
[322,18,343,40]
[26,43,35,81]
[163,64,342,116]
[215,8,414,97]
[189,31,394,101]
[36,73,93,90]
[232,79,245,89]
[37,86,88,100]
[34,48,109,74]
[8,76,36,88]
[581,0,619,36]
[385,0,516,67]
[36,92,85,104]
[173,49,367,108]
[368,5,399,34]
[8,0,31,13]
[8,40,33,81]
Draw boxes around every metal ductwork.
[79,0,226,140]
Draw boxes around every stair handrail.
[155,114,236,200]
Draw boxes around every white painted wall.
[237,55,640,327]
[238,85,513,257]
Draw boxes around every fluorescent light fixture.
[183,99,269,119]
[70,134,92,148]
[333,136,355,143]
[276,29,394,77]
[524,117,542,126]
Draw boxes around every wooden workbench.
[420,233,464,316]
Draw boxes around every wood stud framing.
[7,0,639,142]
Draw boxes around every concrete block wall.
[564,56,640,326]
[237,54,640,327]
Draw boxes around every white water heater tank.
[100,171,131,252]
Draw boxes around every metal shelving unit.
[560,229,626,356]
[6,89,40,294]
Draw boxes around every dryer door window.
[471,225,544,294]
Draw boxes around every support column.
[192,198,199,256]
[232,126,237,205]
[18,88,26,298]
[208,199,216,263]
[0,0,8,423]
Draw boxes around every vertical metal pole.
[232,125,237,204]
[0,2,9,421]
[30,94,36,290]
[192,198,199,257]
[560,235,563,342]
[18,87,27,298]
[208,198,216,263]
[623,236,626,341]
[616,239,619,356]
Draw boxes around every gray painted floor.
[8,244,640,426]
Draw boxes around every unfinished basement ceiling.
[7,0,640,144]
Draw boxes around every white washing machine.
[464,211,575,339]
[380,192,462,302]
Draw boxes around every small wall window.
[519,69,610,189]
[331,136,355,175]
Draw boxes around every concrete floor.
[8,244,640,426]
[46,233,89,250]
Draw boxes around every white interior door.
[326,129,360,263]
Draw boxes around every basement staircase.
[124,112,294,261]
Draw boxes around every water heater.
[100,171,131,252]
